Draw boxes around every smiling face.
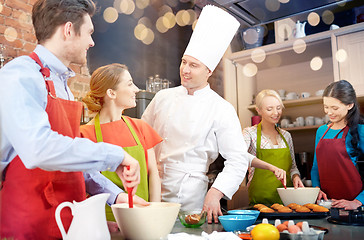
[179,55,212,95]
[323,97,353,126]
[257,96,283,125]
[113,70,140,110]
[68,14,95,65]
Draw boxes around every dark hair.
[323,80,364,157]
[32,0,96,43]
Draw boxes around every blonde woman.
[81,63,162,222]
[243,89,304,205]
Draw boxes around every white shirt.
[142,85,254,206]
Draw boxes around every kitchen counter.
[111,217,364,239]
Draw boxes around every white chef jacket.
[142,85,254,210]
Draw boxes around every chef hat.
[183,5,240,72]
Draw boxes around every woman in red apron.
[80,64,162,220]
[311,80,364,210]
[243,89,304,206]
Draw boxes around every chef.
[0,0,141,239]
[142,5,286,223]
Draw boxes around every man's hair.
[32,0,96,43]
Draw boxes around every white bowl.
[277,187,319,206]
[111,202,181,240]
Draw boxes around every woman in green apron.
[243,89,304,206]
[80,63,163,222]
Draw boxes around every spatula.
[126,166,133,208]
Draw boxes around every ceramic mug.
[305,116,314,126]
[281,119,290,128]
[315,117,324,125]
[277,89,286,98]
[315,89,324,96]
[300,92,311,98]
[296,117,305,126]
[286,92,298,100]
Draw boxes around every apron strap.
[121,116,142,147]
[257,123,289,150]
[94,113,103,143]
[321,123,349,140]
[29,52,57,98]
[29,52,50,78]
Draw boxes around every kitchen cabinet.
[332,29,364,96]
[223,22,364,155]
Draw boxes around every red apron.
[316,124,363,200]
[0,52,86,240]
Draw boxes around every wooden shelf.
[247,96,323,111]
[248,95,364,112]
[282,125,321,131]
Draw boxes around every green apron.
[94,114,149,221]
[248,123,293,206]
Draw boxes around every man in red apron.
[0,1,140,239]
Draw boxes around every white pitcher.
[294,20,306,38]
[55,193,111,240]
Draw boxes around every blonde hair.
[83,63,128,113]
[255,89,284,110]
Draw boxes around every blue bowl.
[227,209,260,219]
[218,215,257,232]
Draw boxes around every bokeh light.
[243,28,260,45]
[277,23,292,40]
[120,0,135,15]
[159,5,173,16]
[266,54,282,68]
[308,12,320,26]
[138,17,153,29]
[103,7,118,23]
[335,49,348,63]
[134,23,147,40]
[322,10,335,25]
[176,10,187,27]
[163,12,176,29]
[192,19,198,30]
[186,9,196,25]
[265,0,280,12]
[135,0,149,9]
[4,27,17,42]
[279,0,289,3]
[293,39,307,54]
[19,12,32,27]
[243,63,258,77]
[310,56,323,71]
[141,28,155,45]
[251,48,266,63]
[156,17,169,33]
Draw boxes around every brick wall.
[0,0,91,98]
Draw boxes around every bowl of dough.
[111,202,181,240]
[178,210,207,228]
[277,187,320,206]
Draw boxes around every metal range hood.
[208,0,361,28]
